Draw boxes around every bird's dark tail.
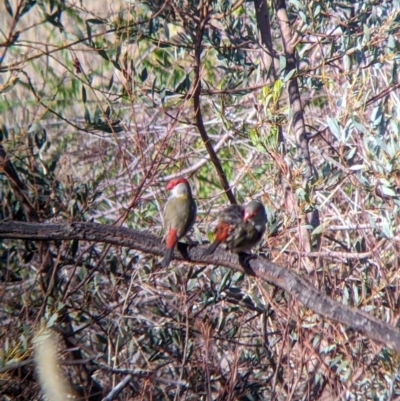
[161,247,174,268]
[203,241,221,257]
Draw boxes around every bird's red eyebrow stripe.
[166,178,188,190]
[244,206,262,220]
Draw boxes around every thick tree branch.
[274,0,310,173]
[273,0,320,267]
[1,220,399,353]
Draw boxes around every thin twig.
[191,3,236,204]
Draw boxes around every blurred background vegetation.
[1,0,400,399]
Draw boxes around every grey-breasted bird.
[204,200,267,256]
[203,204,244,256]
[229,200,267,253]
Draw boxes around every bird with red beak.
[203,204,244,256]
[204,200,267,256]
[231,200,267,253]
[161,178,197,268]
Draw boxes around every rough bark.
[1,220,399,354]
[273,0,321,271]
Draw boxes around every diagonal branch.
[273,0,320,266]
[0,220,399,353]
[0,144,39,223]
[192,6,237,204]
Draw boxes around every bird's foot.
[177,241,190,260]
[238,252,257,268]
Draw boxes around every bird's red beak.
[244,206,260,221]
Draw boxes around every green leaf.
[349,164,364,171]
[175,73,190,94]
[93,106,101,125]
[86,18,104,24]
[381,217,393,239]
[218,270,231,293]
[34,129,47,150]
[0,125,9,141]
[351,118,368,134]
[98,49,109,61]
[140,67,148,83]
[295,187,306,200]
[288,0,305,10]
[279,55,286,73]
[5,0,13,16]
[85,21,92,44]
[231,272,244,282]
[299,11,308,23]
[371,106,382,126]
[346,147,357,160]
[343,54,351,72]
[283,69,296,82]
[388,34,396,51]
[327,117,341,140]
[84,106,91,123]
[363,24,370,42]
[107,74,114,91]
[20,333,28,352]
[20,1,35,17]
[311,224,324,236]
[72,25,85,40]
[47,312,58,328]
[381,185,396,197]
[187,279,197,291]
[82,85,87,103]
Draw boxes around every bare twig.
[0,144,53,272]
[101,374,133,401]
[192,3,237,204]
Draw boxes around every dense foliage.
[1,0,400,399]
